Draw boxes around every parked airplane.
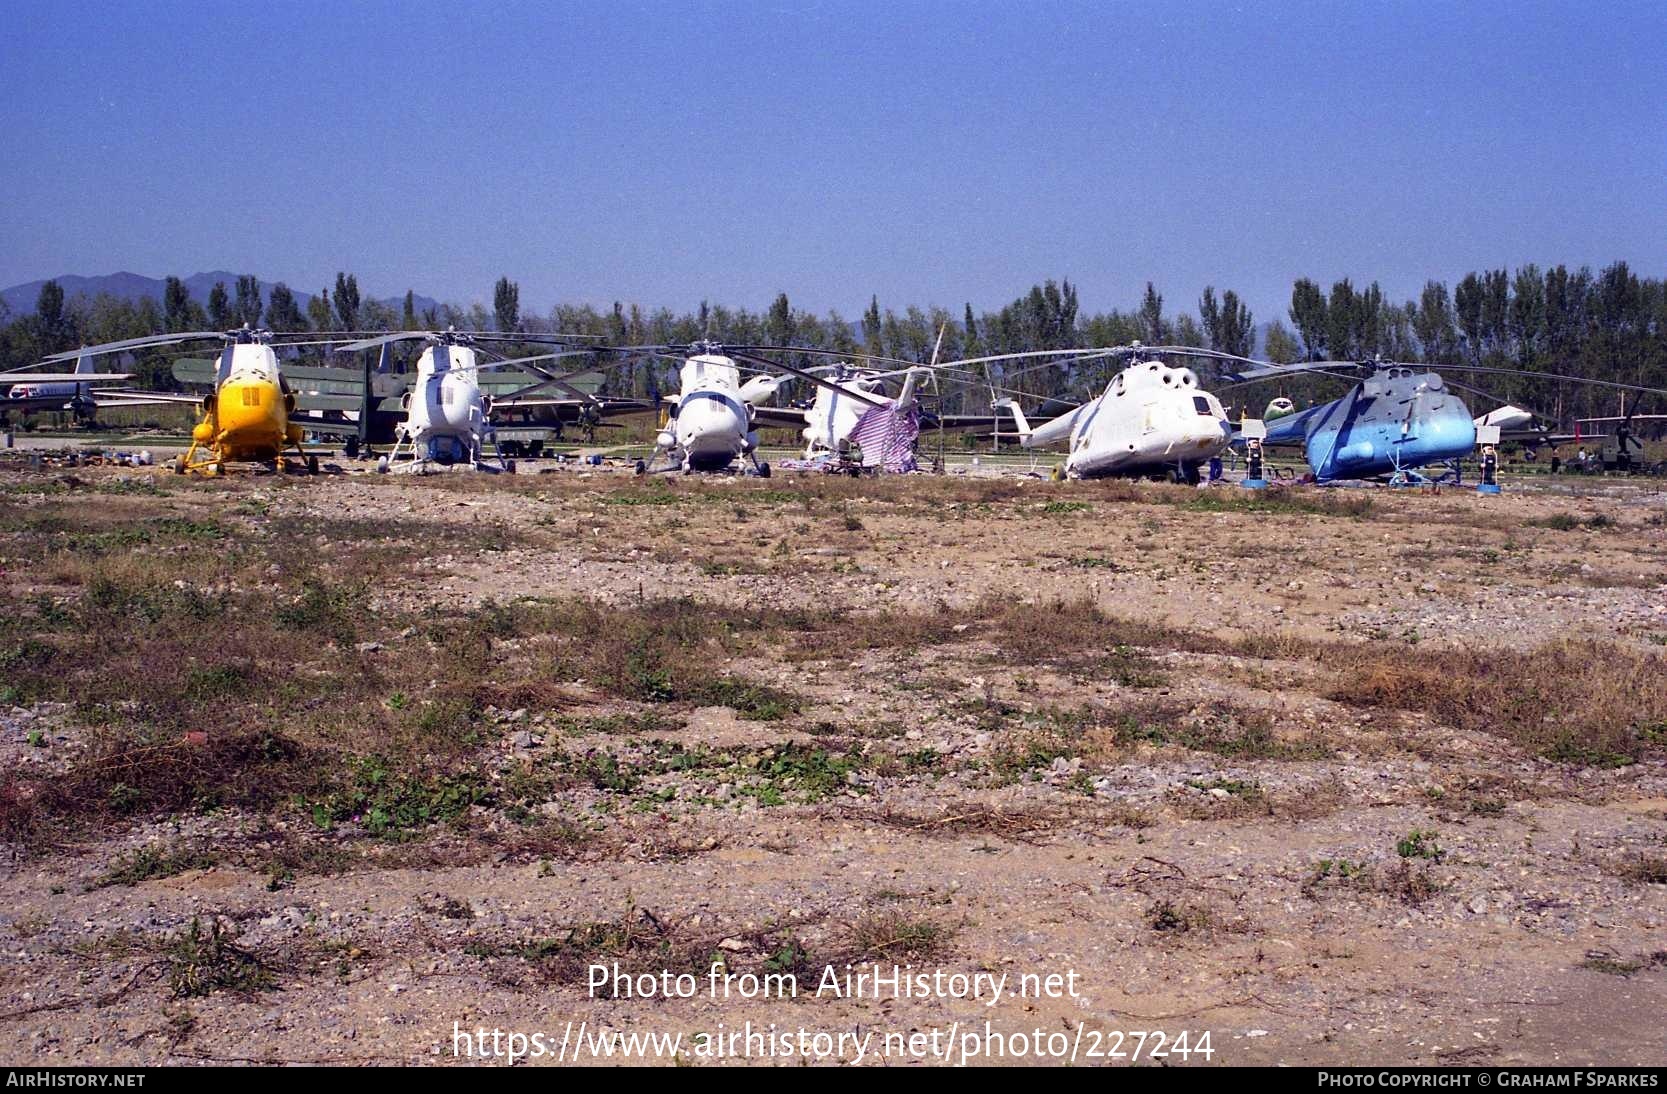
[2,354,150,423]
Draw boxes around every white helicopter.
[616,342,927,476]
[647,344,784,475]
[333,328,602,474]
[795,364,929,463]
[962,346,1234,483]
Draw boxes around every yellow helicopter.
[43,326,328,475]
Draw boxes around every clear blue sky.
[2,0,1663,322]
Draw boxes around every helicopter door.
[1142,403,1159,433]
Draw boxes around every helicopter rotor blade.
[724,349,889,408]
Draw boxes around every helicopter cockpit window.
[1192,396,1212,415]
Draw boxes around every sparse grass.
[1146,899,1214,933]
[1530,512,1616,532]
[749,743,861,803]
[471,904,714,990]
[1328,641,1667,767]
[166,918,275,999]
[989,700,1328,781]
[847,911,951,960]
[1612,853,1667,885]
[92,843,217,888]
[1397,828,1443,860]
[1579,953,1667,977]
[304,755,488,837]
[1182,489,1376,519]
[274,579,363,645]
[4,727,318,837]
[1377,859,1443,905]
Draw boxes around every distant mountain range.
[0,271,442,322]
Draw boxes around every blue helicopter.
[1220,359,1482,484]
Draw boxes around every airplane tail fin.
[992,398,1032,438]
[74,353,93,375]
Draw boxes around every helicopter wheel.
[173,455,187,475]
[634,459,647,475]
[505,459,517,474]
[757,461,771,479]
[344,436,359,458]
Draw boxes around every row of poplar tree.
[2,262,1661,421]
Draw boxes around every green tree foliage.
[1200,286,1255,357]
[1263,320,1302,364]
[766,292,795,346]
[333,273,360,330]
[402,290,418,330]
[1289,279,1327,360]
[1138,282,1166,343]
[234,275,263,328]
[207,282,231,329]
[962,303,982,360]
[163,276,204,333]
[1413,281,1457,364]
[264,283,307,332]
[493,276,520,333]
[862,296,882,352]
[1454,272,1485,362]
[1325,279,1358,360]
[307,288,334,332]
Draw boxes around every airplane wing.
[172,358,219,387]
[487,397,656,423]
[1,371,134,384]
[291,417,363,438]
[749,406,810,429]
[1501,429,1580,447]
[93,389,206,405]
[922,412,1065,435]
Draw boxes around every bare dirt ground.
[1,459,1664,1067]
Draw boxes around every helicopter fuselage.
[1267,368,1475,481]
[204,344,299,461]
[400,344,491,466]
[660,355,757,471]
[1024,360,1232,480]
